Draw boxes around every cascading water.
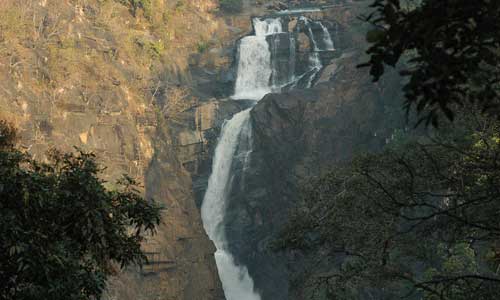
[232,18,282,100]
[296,16,336,88]
[201,108,259,300]
[254,18,283,36]
[319,22,335,51]
[300,16,335,52]
[201,13,335,300]
[232,36,271,100]
[301,16,319,51]
[306,52,322,88]
[288,35,296,83]
[202,17,283,300]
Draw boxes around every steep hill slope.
[0,1,228,299]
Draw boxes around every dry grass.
[0,0,225,92]
[0,0,227,182]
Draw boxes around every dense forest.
[277,0,500,299]
[277,111,500,299]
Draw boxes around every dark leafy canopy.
[277,114,500,299]
[359,0,500,125]
[0,121,162,300]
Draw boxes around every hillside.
[0,0,228,299]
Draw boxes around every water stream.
[201,108,257,300]
[201,17,281,300]
[232,18,282,100]
[201,14,335,300]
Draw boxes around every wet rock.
[223,46,406,299]
[296,32,311,52]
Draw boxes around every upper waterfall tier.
[253,18,283,36]
[232,18,283,100]
[232,35,273,100]
[232,16,336,101]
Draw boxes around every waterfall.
[232,36,272,100]
[300,16,335,52]
[233,18,282,100]
[201,108,259,300]
[319,22,335,51]
[306,52,322,88]
[202,17,284,300]
[288,35,296,83]
[253,18,283,36]
[300,16,319,51]
[202,13,332,299]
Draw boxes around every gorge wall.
[190,2,407,300]
[0,0,232,299]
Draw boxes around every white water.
[201,109,259,300]
[319,22,335,51]
[300,17,335,52]
[254,18,283,36]
[202,14,332,299]
[301,17,319,51]
[289,35,296,83]
[233,18,282,100]
[306,52,322,88]
[232,36,272,100]
[202,17,284,300]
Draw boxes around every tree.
[359,0,500,125]
[0,121,162,300]
[276,113,500,299]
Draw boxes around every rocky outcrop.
[0,0,233,299]
[218,4,406,300]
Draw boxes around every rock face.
[223,63,404,300]
[215,4,406,300]
[0,0,235,299]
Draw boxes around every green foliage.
[118,0,152,19]
[277,112,500,299]
[0,122,162,300]
[359,0,500,125]
[148,40,165,57]
[134,37,165,58]
[219,0,243,13]
[197,41,209,53]
[175,0,186,12]
[0,121,16,149]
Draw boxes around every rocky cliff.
[144,1,406,299]
[0,0,232,299]
[213,2,407,300]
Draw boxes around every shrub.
[197,41,209,53]
[118,0,152,19]
[0,122,162,300]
